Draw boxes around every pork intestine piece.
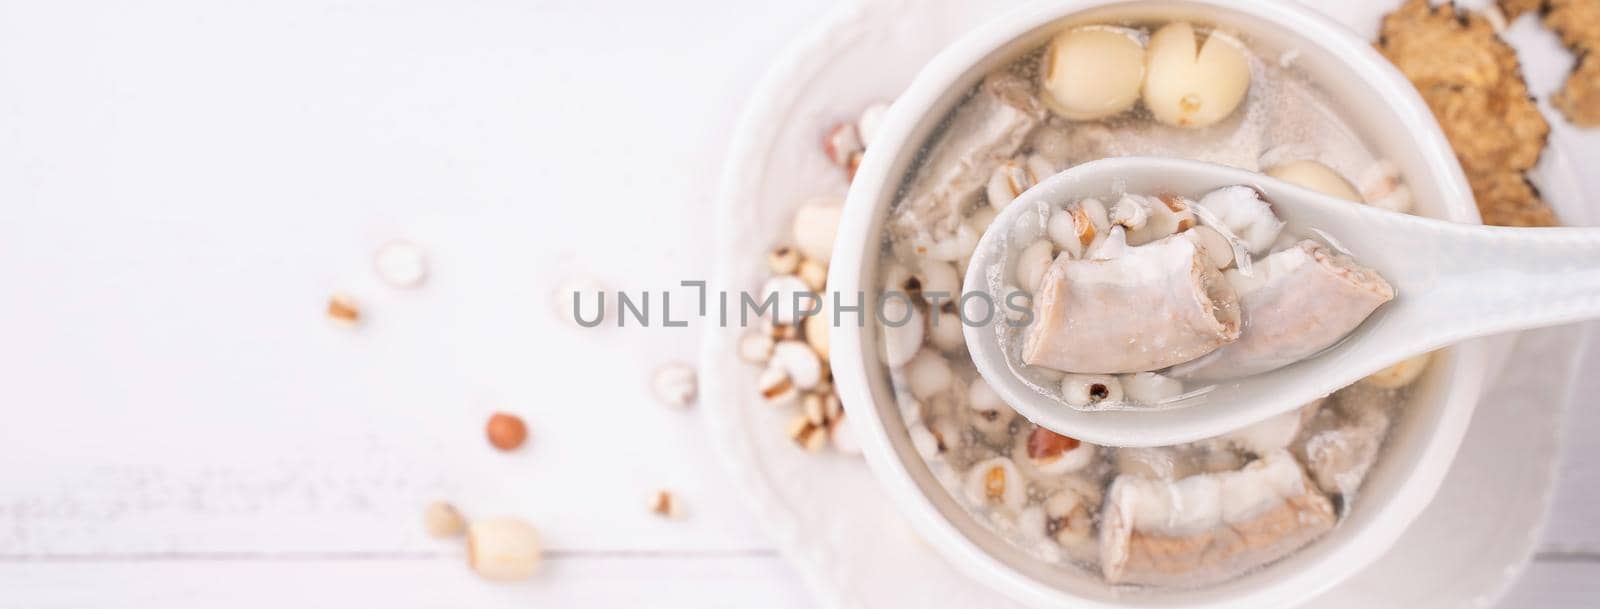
[1099,449,1336,587]
[891,73,1045,240]
[1294,386,1393,497]
[1022,235,1242,374]
[1171,240,1395,381]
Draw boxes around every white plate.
[700,1,1590,607]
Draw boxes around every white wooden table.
[0,0,1593,606]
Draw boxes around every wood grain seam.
[0,549,781,563]
[1533,551,1600,563]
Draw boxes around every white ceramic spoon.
[963,156,1600,447]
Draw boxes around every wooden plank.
[1497,560,1600,608]
[0,0,832,556]
[0,555,815,609]
[0,554,1592,608]
[1542,326,1600,554]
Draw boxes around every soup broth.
[874,19,1430,588]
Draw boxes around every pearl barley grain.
[857,102,890,147]
[326,294,361,327]
[758,366,799,407]
[372,240,428,288]
[767,246,801,275]
[915,261,961,301]
[804,311,831,360]
[424,501,465,538]
[829,415,862,455]
[797,258,828,292]
[762,275,815,325]
[792,198,844,262]
[986,160,1034,209]
[771,341,823,390]
[1122,371,1184,403]
[554,277,607,328]
[650,363,698,408]
[929,306,964,353]
[787,414,827,451]
[880,299,924,368]
[906,350,953,401]
[1016,240,1056,295]
[1361,353,1432,389]
[963,458,1026,510]
[738,331,775,363]
[1047,206,1094,259]
[649,489,683,519]
[823,123,862,168]
[1061,373,1123,407]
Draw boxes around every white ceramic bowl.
[828,1,1491,607]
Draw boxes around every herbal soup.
[875,21,1429,588]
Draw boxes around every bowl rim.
[827,1,1488,607]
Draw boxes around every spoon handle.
[1362,212,1600,355]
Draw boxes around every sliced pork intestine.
[891,73,1045,240]
[1112,446,1198,481]
[1099,449,1337,587]
[1217,398,1322,455]
[1295,386,1393,497]
[1023,235,1242,374]
[1171,240,1395,381]
[1112,442,1244,482]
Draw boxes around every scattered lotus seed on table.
[466,517,543,581]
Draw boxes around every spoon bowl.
[964,156,1600,447]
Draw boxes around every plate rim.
[698,1,1588,607]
